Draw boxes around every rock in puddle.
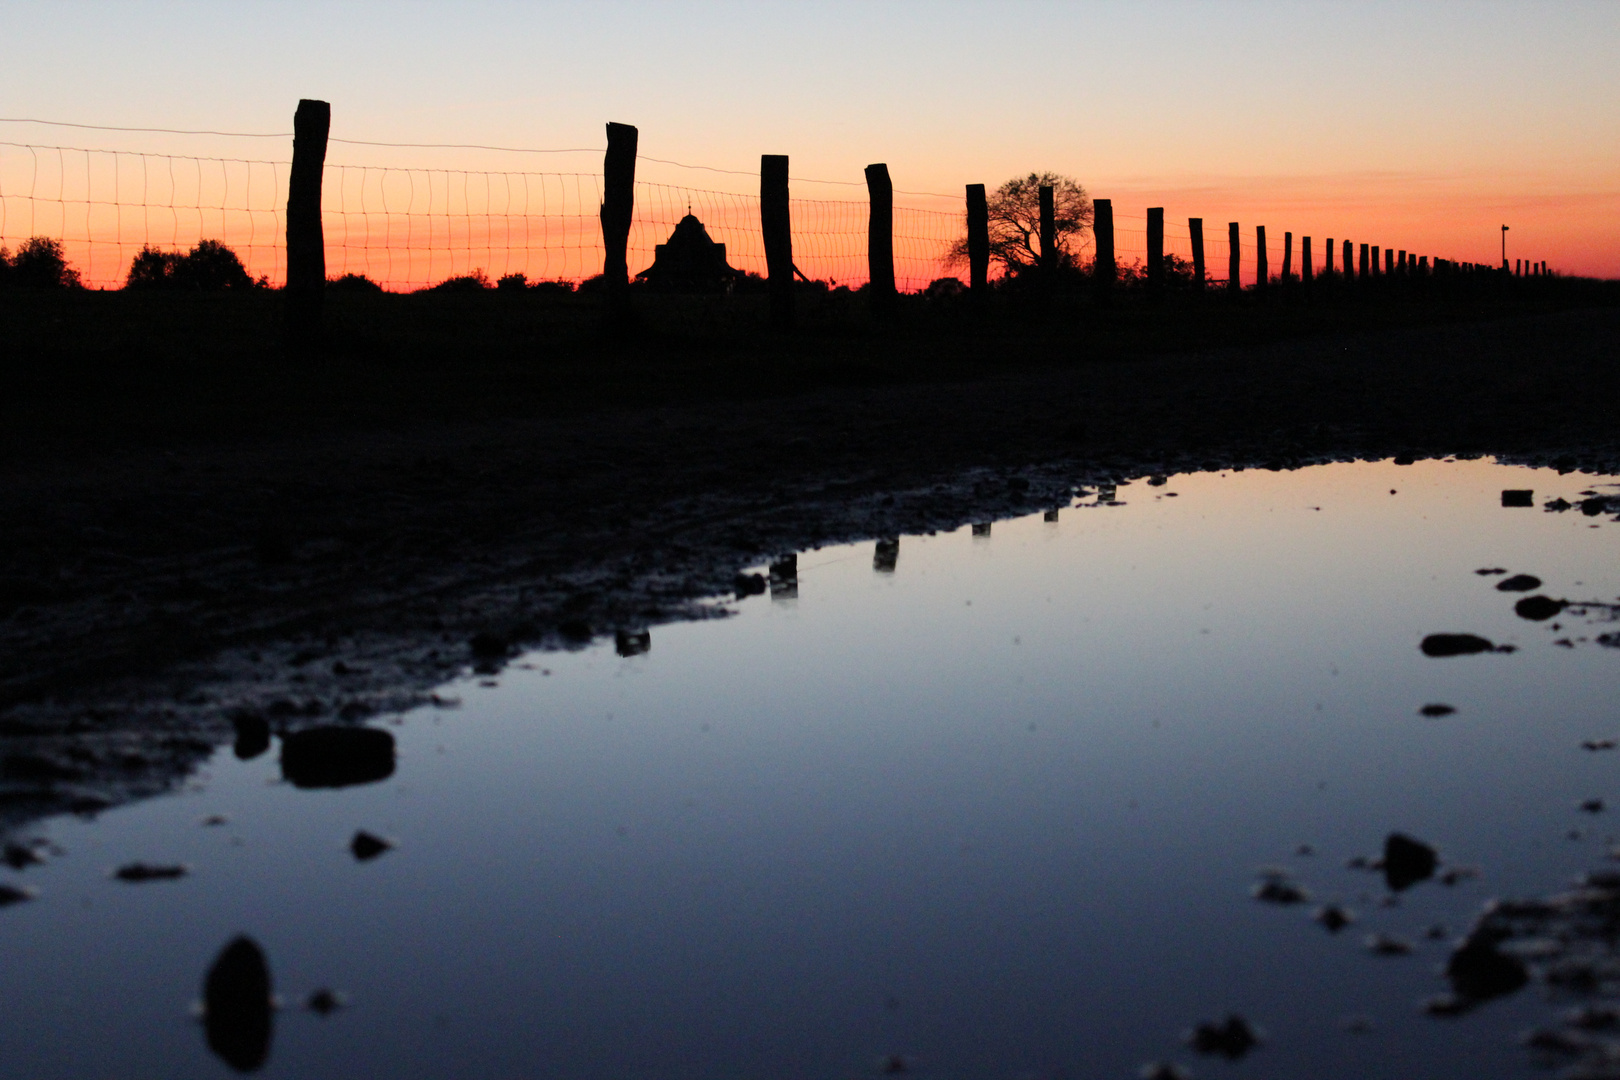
[113,862,188,882]
[1515,595,1567,621]
[280,726,396,789]
[0,883,38,906]
[350,831,394,862]
[1421,633,1504,657]
[202,935,273,1073]
[1315,904,1356,933]
[1496,574,1542,592]
[1383,833,1439,891]
[1187,1014,1261,1059]
[1419,703,1458,717]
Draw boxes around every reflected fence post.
[761,154,794,330]
[285,98,330,343]
[865,163,895,316]
[966,183,990,297]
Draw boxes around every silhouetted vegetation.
[949,172,1093,275]
[328,272,384,294]
[0,237,82,289]
[125,240,261,290]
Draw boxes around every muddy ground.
[2,302,1618,831]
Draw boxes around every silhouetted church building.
[635,212,738,290]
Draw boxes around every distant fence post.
[865,163,895,314]
[1342,240,1352,282]
[1325,238,1334,277]
[1255,225,1268,289]
[1282,231,1293,284]
[1371,245,1380,277]
[966,184,989,295]
[1093,198,1115,297]
[601,121,638,319]
[1039,184,1056,290]
[1302,236,1312,283]
[761,154,794,329]
[1358,243,1369,281]
[1227,222,1240,293]
[1189,217,1205,290]
[1146,207,1164,295]
[285,98,330,340]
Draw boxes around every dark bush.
[124,240,257,290]
[1,237,82,288]
[328,272,384,294]
[421,270,492,293]
[496,272,528,291]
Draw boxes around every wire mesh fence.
[0,119,1472,294]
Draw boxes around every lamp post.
[1501,224,1509,270]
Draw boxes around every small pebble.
[112,863,187,883]
[1365,933,1414,956]
[350,831,394,861]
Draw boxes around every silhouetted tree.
[124,240,257,290]
[0,237,82,288]
[948,173,1093,276]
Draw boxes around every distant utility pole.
[1501,224,1509,270]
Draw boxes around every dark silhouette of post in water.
[1039,184,1056,293]
[1302,236,1312,283]
[600,122,637,322]
[1342,240,1352,282]
[865,163,894,315]
[1358,243,1369,281]
[1093,198,1116,299]
[1227,222,1240,293]
[966,184,989,295]
[1281,231,1293,284]
[1255,225,1268,289]
[1146,208,1164,296]
[1189,218,1205,290]
[760,154,793,329]
[285,99,329,341]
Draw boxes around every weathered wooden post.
[1342,240,1353,282]
[1369,245,1379,276]
[1146,207,1164,295]
[1324,238,1334,277]
[1384,248,1393,275]
[1189,217,1205,290]
[1398,250,1406,274]
[1282,231,1293,283]
[285,98,330,340]
[1255,225,1269,289]
[600,121,638,320]
[761,154,793,329]
[1039,184,1056,289]
[1358,243,1369,281]
[1302,236,1313,283]
[1093,198,1115,296]
[865,163,895,314]
[966,183,989,295]
[1227,222,1241,293]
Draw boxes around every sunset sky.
[1,1,1615,279]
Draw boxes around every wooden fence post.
[761,154,793,329]
[1039,184,1056,288]
[1342,240,1352,282]
[966,184,989,294]
[1093,198,1115,295]
[1324,238,1334,277]
[1255,225,1268,289]
[1227,222,1241,292]
[1302,236,1312,283]
[864,163,895,313]
[1282,231,1293,283]
[1358,243,1369,281]
[600,121,638,317]
[1147,207,1164,294]
[285,98,330,339]
[1370,245,1379,276]
[1384,248,1393,275]
[1189,217,1205,290]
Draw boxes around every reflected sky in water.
[2,459,1618,1078]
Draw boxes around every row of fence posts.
[278,104,1550,338]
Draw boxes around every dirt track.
[2,304,1618,830]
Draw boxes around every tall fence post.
[1342,240,1352,282]
[1093,198,1115,298]
[864,163,895,314]
[1255,225,1269,289]
[1039,184,1056,291]
[966,184,989,295]
[1371,245,1380,277]
[1302,236,1313,283]
[1358,243,1370,281]
[1146,207,1164,296]
[1227,222,1241,293]
[761,154,793,329]
[600,122,638,320]
[1282,231,1293,284]
[1189,217,1205,291]
[1325,238,1334,278]
[285,98,330,340]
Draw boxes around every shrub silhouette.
[125,240,256,290]
[0,237,82,288]
[328,272,384,294]
[421,269,492,293]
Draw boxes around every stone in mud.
[733,572,766,597]
[1421,634,1496,657]
[1365,933,1414,956]
[1515,595,1566,621]
[113,862,187,882]
[1580,799,1605,814]
[971,522,992,537]
[203,935,273,1073]
[305,988,344,1015]
[1314,904,1355,932]
[1383,833,1439,891]
[280,726,395,789]
[2,842,44,869]
[1496,574,1542,592]
[230,711,271,761]
[0,883,37,906]
[1475,567,1507,575]
[614,630,650,657]
[1501,490,1534,507]
[873,537,899,572]
[1419,703,1457,717]
[1444,930,1528,1004]
[1582,740,1616,752]
[1251,878,1309,905]
[1187,1014,1260,1059]
[350,831,393,862]
[1545,497,1573,512]
[468,632,510,660]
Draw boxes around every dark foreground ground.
[1,282,1618,830]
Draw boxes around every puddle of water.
[2,459,1618,1078]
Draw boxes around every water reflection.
[768,554,797,600]
[872,537,899,572]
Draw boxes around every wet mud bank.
[2,304,1618,831]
